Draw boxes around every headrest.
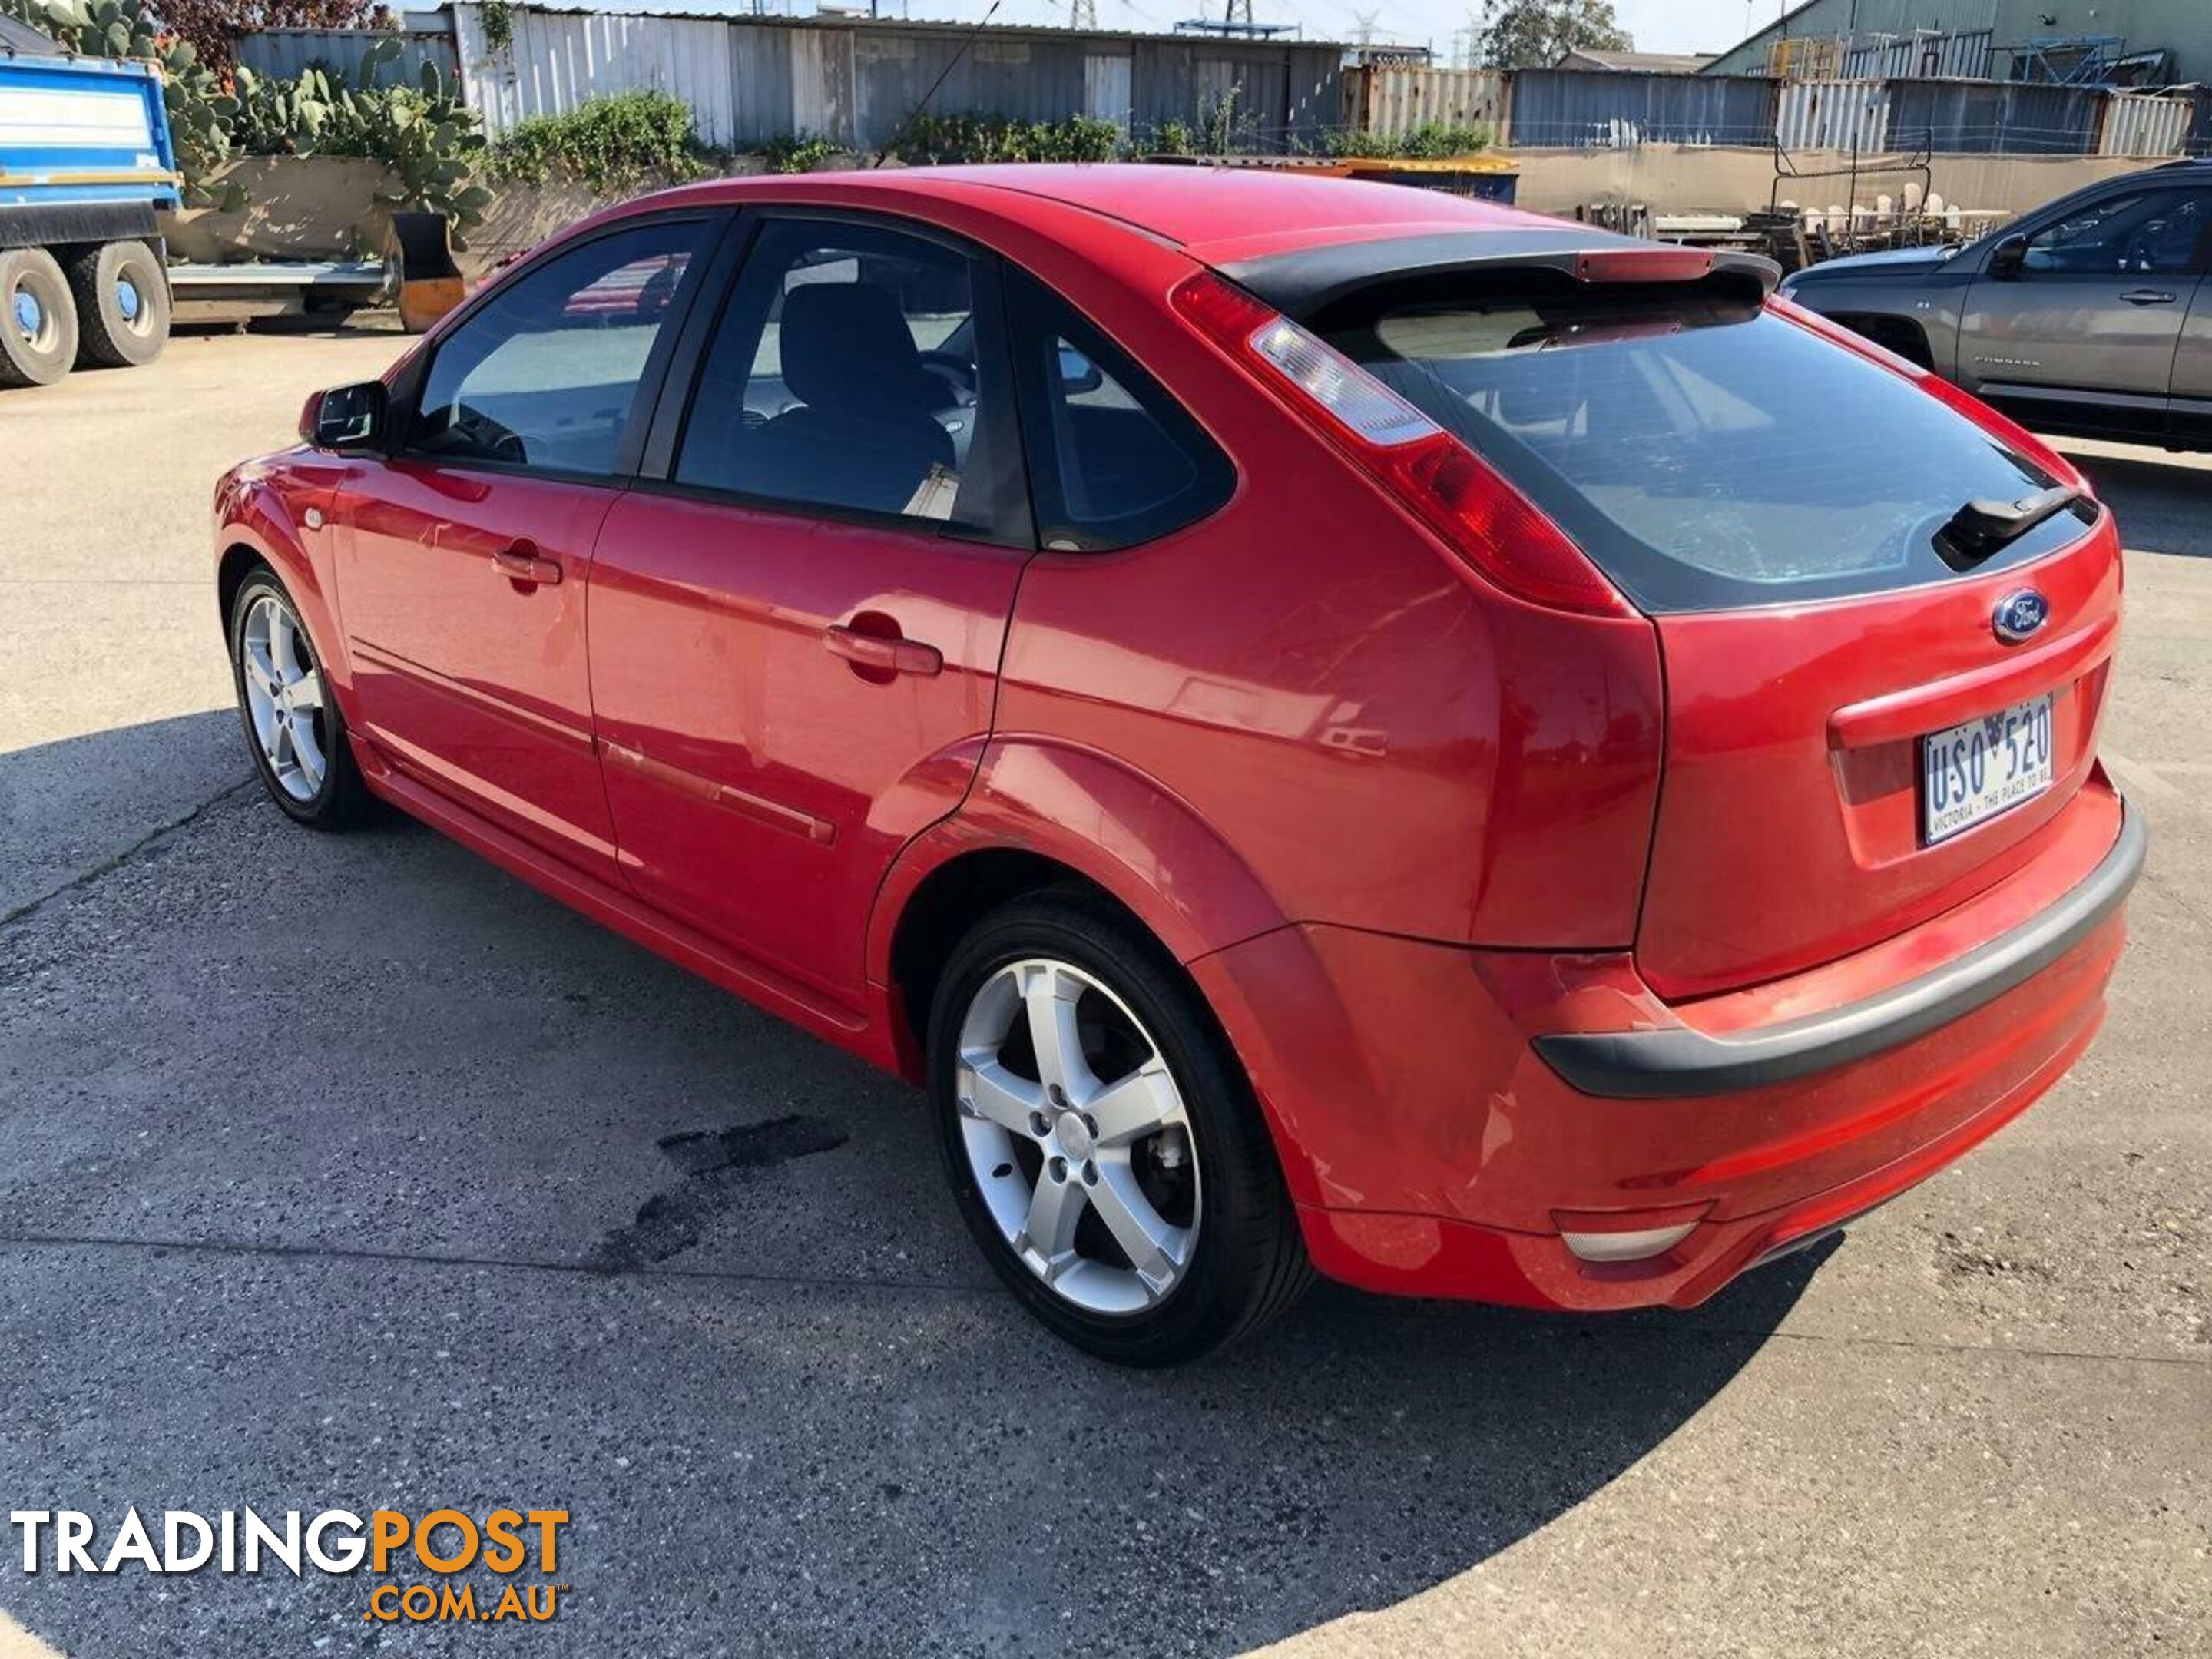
[779,283,940,417]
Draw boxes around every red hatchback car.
[215,167,2142,1364]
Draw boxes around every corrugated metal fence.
[237,10,2208,161]
[1507,69,1778,148]
[1840,28,1992,81]
[2100,90,2195,157]
[443,3,1342,153]
[1885,78,2105,155]
[1344,65,1508,143]
[235,18,459,90]
[453,3,742,147]
[1777,79,1889,152]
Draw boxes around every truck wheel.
[0,248,78,388]
[66,240,169,369]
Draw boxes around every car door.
[1958,185,2212,439]
[585,211,1033,1007]
[330,214,718,877]
[2167,269,2212,449]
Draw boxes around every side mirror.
[1988,233,2028,280]
[300,381,386,450]
[1058,345,1104,397]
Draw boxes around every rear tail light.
[1170,272,1637,619]
[1771,294,2088,494]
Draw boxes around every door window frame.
[380,207,742,491]
[632,204,1035,551]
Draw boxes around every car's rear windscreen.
[1316,282,2094,613]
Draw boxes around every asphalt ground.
[0,329,2205,1657]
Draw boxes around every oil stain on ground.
[593,1115,849,1270]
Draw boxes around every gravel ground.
[0,332,2205,1658]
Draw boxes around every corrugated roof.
[433,1,1348,49]
[1558,48,1717,74]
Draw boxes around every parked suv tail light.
[1170,272,1637,619]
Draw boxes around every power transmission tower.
[1069,0,1096,26]
[1224,0,1253,27]
[1348,8,1380,47]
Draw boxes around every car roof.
[657,163,1565,267]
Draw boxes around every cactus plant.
[231,49,488,243]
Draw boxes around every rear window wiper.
[1938,483,2085,566]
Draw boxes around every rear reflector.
[1560,1223,1700,1264]
[1552,1200,1714,1263]
[1171,272,1636,619]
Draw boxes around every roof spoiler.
[1217,230,1782,320]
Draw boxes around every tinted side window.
[409,220,706,476]
[1005,270,1234,551]
[2025,189,2212,276]
[674,219,1010,532]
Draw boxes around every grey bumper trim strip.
[1535,806,2145,1100]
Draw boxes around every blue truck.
[0,14,178,386]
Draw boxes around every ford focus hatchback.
[215,167,2141,1365]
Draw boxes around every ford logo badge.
[1992,589,2049,644]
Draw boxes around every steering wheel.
[450,404,528,465]
[918,349,979,406]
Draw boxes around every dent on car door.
[584,212,1035,1007]
[329,215,718,876]
[1959,187,2212,439]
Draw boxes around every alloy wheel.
[953,958,1200,1315]
[240,594,329,803]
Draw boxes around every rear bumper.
[1192,781,2137,1312]
[1536,803,2144,1098]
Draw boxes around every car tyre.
[0,247,79,388]
[228,568,373,829]
[929,890,1312,1366]
[65,240,170,369]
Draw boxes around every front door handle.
[823,621,942,678]
[2121,288,2177,306]
[492,539,562,589]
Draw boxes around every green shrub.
[486,91,714,190]
[1315,121,1492,160]
[762,133,839,174]
[887,113,1124,167]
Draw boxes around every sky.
[407,0,1818,60]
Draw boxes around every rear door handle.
[2121,288,2177,306]
[823,622,942,677]
[492,540,562,588]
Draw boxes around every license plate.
[1921,694,2055,844]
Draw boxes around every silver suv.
[1780,159,2212,451]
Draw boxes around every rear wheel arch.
[889,848,1164,1079]
[870,743,1289,1071]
